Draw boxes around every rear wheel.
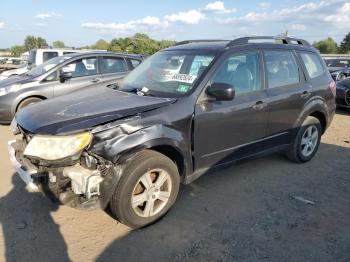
[17,97,43,112]
[286,116,322,163]
[109,150,180,228]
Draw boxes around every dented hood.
[16,87,175,134]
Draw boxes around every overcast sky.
[0,0,349,48]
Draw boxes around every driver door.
[193,50,269,170]
[53,56,100,97]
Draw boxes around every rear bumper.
[8,140,39,191]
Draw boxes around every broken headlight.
[24,132,92,161]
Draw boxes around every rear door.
[99,56,129,86]
[194,49,269,170]
[263,49,311,144]
[53,56,100,97]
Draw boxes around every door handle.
[252,101,267,110]
[301,91,311,99]
[91,78,101,83]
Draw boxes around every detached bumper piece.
[8,140,40,192]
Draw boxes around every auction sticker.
[171,74,196,84]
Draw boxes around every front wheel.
[109,150,180,228]
[17,97,43,112]
[286,116,322,163]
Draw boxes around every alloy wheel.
[131,169,172,218]
[300,125,319,157]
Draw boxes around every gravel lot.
[0,110,349,262]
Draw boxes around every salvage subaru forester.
[8,36,335,228]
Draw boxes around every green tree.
[24,35,38,50]
[53,40,65,48]
[90,39,109,50]
[10,45,26,57]
[339,32,350,54]
[24,35,48,50]
[313,37,338,54]
[108,34,175,55]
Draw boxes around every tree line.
[7,32,350,57]
[8,33,175,57]
[313,33,350,54]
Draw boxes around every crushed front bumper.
[8,140,40,192]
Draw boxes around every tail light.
[329,80,336,97]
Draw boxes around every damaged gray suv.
[9,36,335,228]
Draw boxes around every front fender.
[91,124,189,165]
[91,124,191,209]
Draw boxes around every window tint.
[43,52,58,62]
[300,52,325,79]
[210,51,261,95]
[101,57,128,73]
[264,51,299,88]
[129,59,141,68]
[61,57,97,78]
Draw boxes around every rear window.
[129,59,141,68]
[28,50,37,65]
[43,52,59,62]
[300,52,325,79]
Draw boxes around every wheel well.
[150,145,185,177]
[309,111,326,134]
[16,95,47,112]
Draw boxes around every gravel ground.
[0,110,349,262]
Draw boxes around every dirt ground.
[0,110,349,262]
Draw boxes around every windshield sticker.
[177,84,191,93]
[171,74,196,84]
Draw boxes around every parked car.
[0,62,28,81]
[0,51,143,123]
[323,57,350,81]
[0,49,81,81]
[0,57,26,73]
[335,78,350,109]
[27,48,83,68]
[8,36,335,228]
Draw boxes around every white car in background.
[0,63,28,80]
[0,48,83,81]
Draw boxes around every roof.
[166,36,313,52]
[61,51,144,59]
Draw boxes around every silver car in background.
[0,51,143,123]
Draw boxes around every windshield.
[325,59,350,68]
[120,50,216,97]
[26,56,71,77]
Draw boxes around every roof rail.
[226,36,311,47]
[173,39,228,46]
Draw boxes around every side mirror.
[206,82,235,101]
[59,71,72,83]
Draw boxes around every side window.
[264,50,299,88]
[43,52,58,62]
[129,59,141,69]
[210,51,261,95]
[101,57,128,73]
[45,70,59,82]
[300,52,325,79]
[61,57,97,78]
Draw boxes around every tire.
[286,116,322,163]
[109,150,180,228]
[17,97,43,112]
